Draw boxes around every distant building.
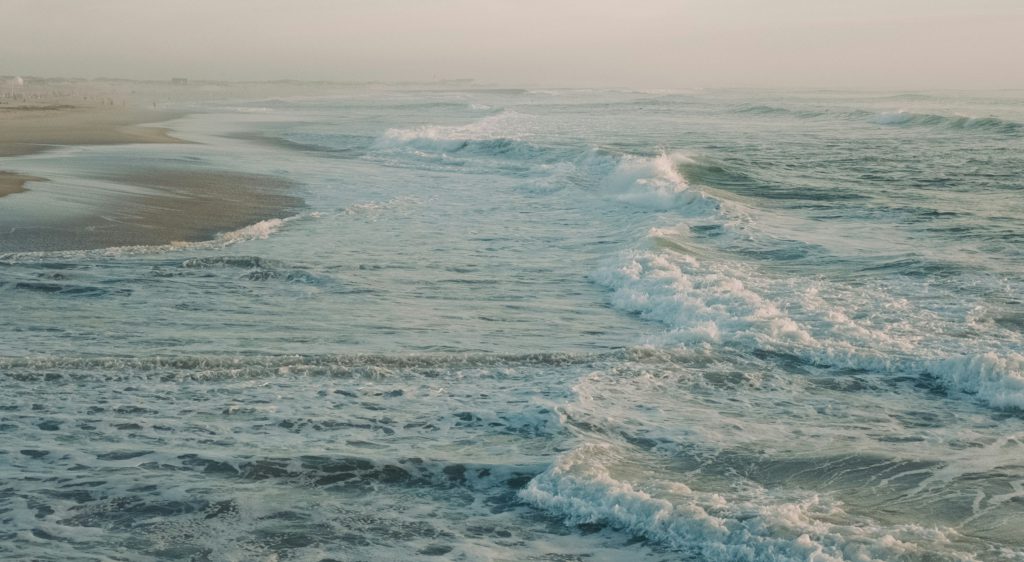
[170,77,188,85]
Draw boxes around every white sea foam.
[376,111,530,153]
[925,352,1024,410]
[593,239,1024,410]
[591,249,813,348]
[5,87,1024,561]
[0,217,292,261]
[594,152,720,213]
[521,445,972,562]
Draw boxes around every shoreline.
[0,105,187,160]
[0,171,47,198]
[0,104,304,252]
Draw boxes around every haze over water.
[4,0,1024,89]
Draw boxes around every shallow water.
[2,88,1023,561]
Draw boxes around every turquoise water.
[2,88,1023,561]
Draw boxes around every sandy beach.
[0,82,304,252]
[0,105,185,159]
[0,102,182,198]
[0,171,46,198]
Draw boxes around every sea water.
[1,88,1023,561]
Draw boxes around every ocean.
[2,88,1023,561]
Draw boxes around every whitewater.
[2,88,1023,561]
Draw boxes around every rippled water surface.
[2,89,1023,561]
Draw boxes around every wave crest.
[874,111,1021,134]
[593,243,1024,411]
[592,152,721,213]
[522,445,964,561]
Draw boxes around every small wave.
[873,111,1022,134]
[272,132,374,157]
[374,111,557,163]
[733,104,839,119]
[0,217,291,262]
[736,104,794,115]
[734,104,827,119]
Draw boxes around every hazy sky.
[3,0,1022,89]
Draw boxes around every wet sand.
[0,102,302,253]
[0,168,302,253]
[0,171,46,198]
[0,105,185,159]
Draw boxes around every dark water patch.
[0,351,626,381]
[733,104,833,119]
[677,158,763,190]
[688,224,725,236]
[742,185,869,202]
[59,496,224,529]
[181,256,287,270]
[752,454,944,492]
[856,257,966,279]
[750,349,815,374]
[731,241,826,263]
[268,132,374,158]
[805,374,878,393]
[171,453,543,495]
[96,450,154,461]
[698,369,763,390]
[735,104,795,116]
[994,313,1024,334]
[37,420,61,431]
[418,544,454,556]
[20,449,50,458]
[381,135,564,165]
[178,255,329,286]
[901,207,962,221]
[12,281,129,297]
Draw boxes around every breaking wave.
[522,444,972,562]
[592,246,1024,411]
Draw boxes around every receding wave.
[0,217,293,262]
